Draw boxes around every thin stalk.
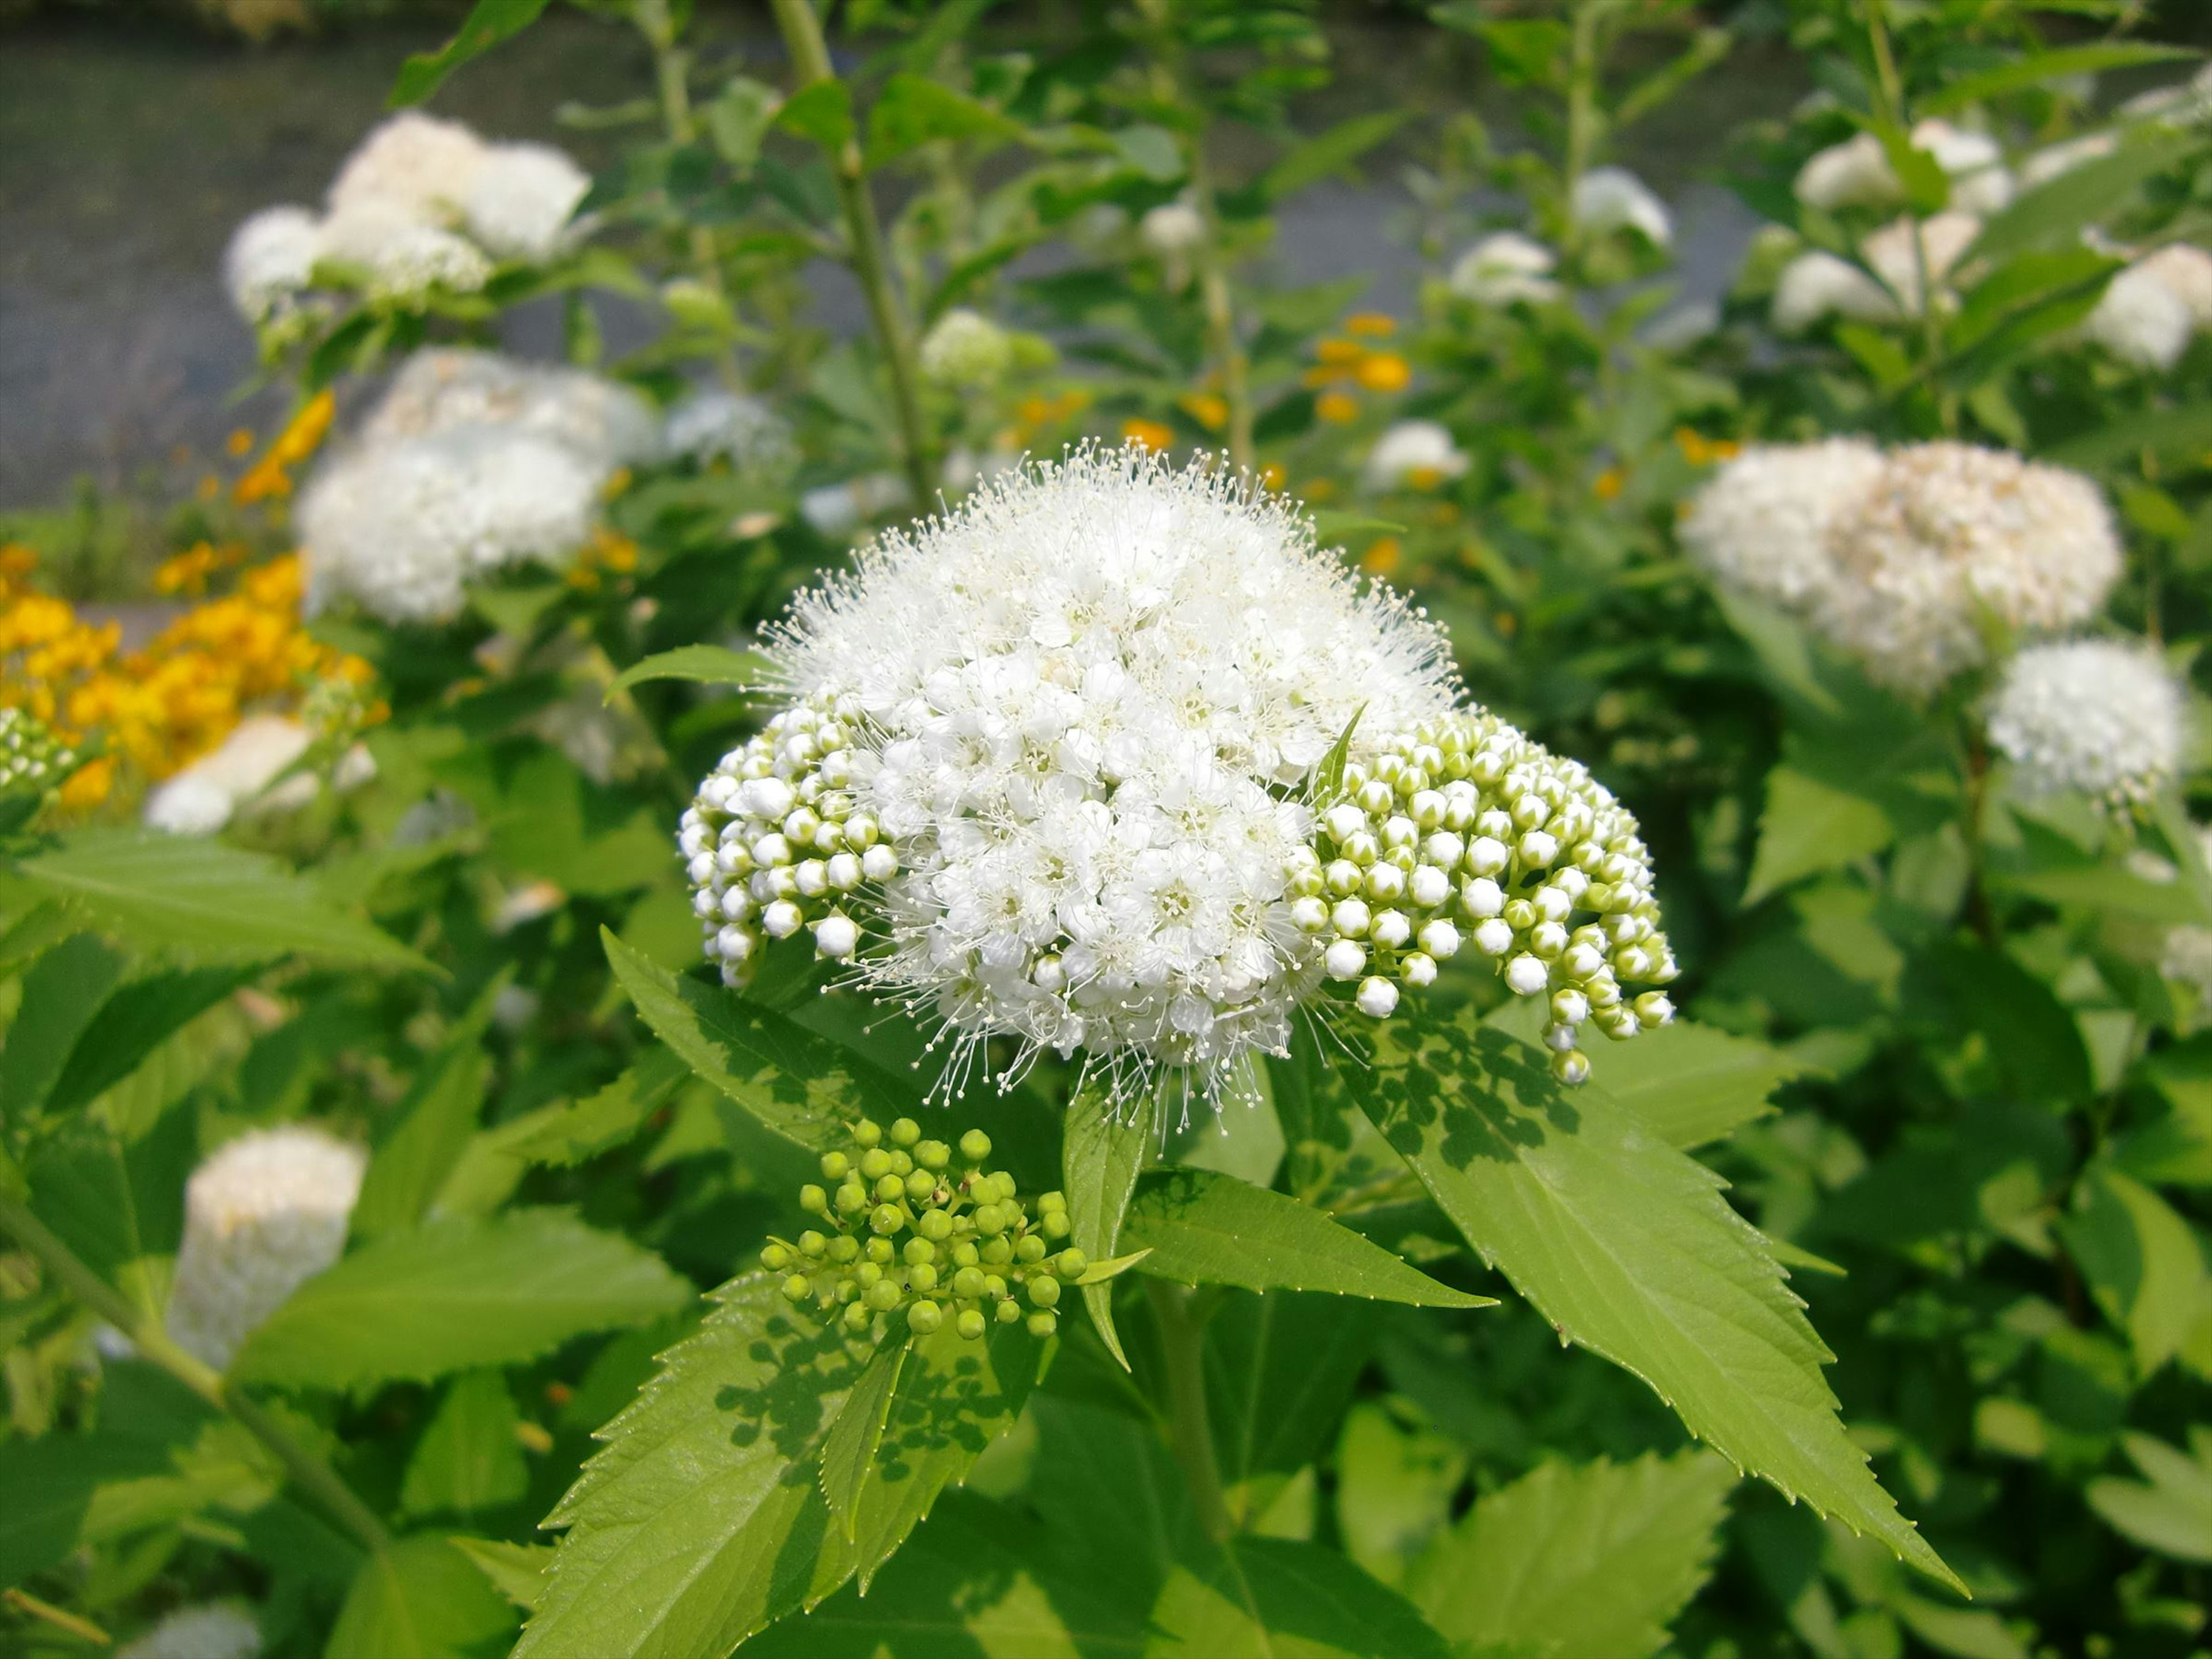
[0,1192,391,1558]
[633,0,743,385]
[1145,1278,1232,1544]
[1559,0,1604,260]
[1961,719,1999,947]
[767,0,937,506]
[1859,0,1958,431]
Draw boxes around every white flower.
[144,717,314,836]
[1365,420,1469,490]
[2141,244,2212,327]
[460,141,592,262]
[1795,132,1898,211]
[1139,201,1207,255]
[1449,233,1562,307]
[1912,120,2013,214]
[300,426,604,623]
[919,308,1016,387]
[1680,438,1887,608]
[327,109,488,222]
[318,202,490,305]
[664,389,797,476]
[118,1604,262,1659]
[1772,250,1900,333]
[2020,131,2116,190]
[1862,211,1982,317]
[1573,166,1671,245]
[223,206,321,323]
[2120,63,2212,128]
[1987,639,2184,809]
[2088,259,2198,370]
[362,349,659,471]
[164,1127,366,1371]
[1794,120,2011,214]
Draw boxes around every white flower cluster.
[221,112,592,323]
[301,350,655,622]
[1449,233,1562,307]
[662,388,798,478]
[2088,244,2212,372]
[117,1605,262,1659]
[145,716,313,836]
[679,448,1678,1105]
[0,706,76,795]
[164,1126,366,1371]
[1573,166,1673,246]
[920,308,1016,387]
[1366,420,1470,491]
[1794,119,2013,216]
[1139,201,1207,255]
[1772,211,1982,334]
[1294,714,1676,1082]
[1684,441,2121,695]
[1987,639,2184,810]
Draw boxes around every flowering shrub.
[6,1,2212,1656]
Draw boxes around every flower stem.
[1145,1278,1232,1544]
[767,0,938,507]
[0,1190,391,1558]
[632,0,743,385]
[1559,0,1604,261]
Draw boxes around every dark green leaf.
[1968,128,2207,264]
[1205,1291,1381,1495]
[1150,1536,1454,1659]
[775,79,857,152]
[400,1372,529,1520]
[1744,766,1893,905]
[452,1537,553,1611]
[389,0,551,105]
[43,963,254,1123]
[1596,1020,1805,1149]
[1253,112,1407,205]
[2063,1165,2208,1374]
[1065,1092,1150,1369]
[0,1431,175,1587]
[1921,43,2199,115]
[864,73,1023,169]
[2087,1430,2212,1562]
[353,1046,491,1240]
[0,933,124,1140]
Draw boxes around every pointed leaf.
[818,1339,906,1541]
[328,1533,517,1659]
[1338,1008,1960,1592]
[605,645,775,702]
[353,1046,491,1240]
[389,0,550,105]
[1123,1169,1491,1306]
[44,963,256,1122]
[0,933,124,1139]
[452,1537,553,1611]
[400,1372,529,1520]
[2088,1431,2212,1562]
[1150,1536,1453,1659]
[1597,1020,1804,1150]
[1065,1092,1149,1369]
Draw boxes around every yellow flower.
[1180,393,1230,433]
[1354,353,1411,393]
[1593,467,1625,502]
[1344,313,1397,338]
[1316,391,1361,425]
[58,756,112,810]
[1120,418,1174,454]
[226,428,256,457]
[1258,463,1286,491]
[1315,338,1365,366]
[1359,536,1402,577]
[235,390,335,505]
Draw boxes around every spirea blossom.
[164,1127,366,1371]
[223,206,322,323]
[680,446,1677,1104]
[1366,420,1470,491]
[1139,202,1207,254]
[1449,233,1562,307]
[919,308,1017,387]
[144,716,313,836]
[663,388,797,476]
[117,1604,262,1659]
[362,349,660,472]
[459,141,592,262]
[0,707,75,796]
[2088,245,2212,370]
[317,203,491,305]
[1987,639,2184,810]
[1794,120,2012,214]
[1573,167,1672,245]
[2020,131,2116,189]
[1772,250,1899,333]
[1861,211,1982,317]
[327,111,490,222]
[1685,442,2122,695]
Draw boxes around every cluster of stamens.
[1297,714,1678,1081]
[760,1118,1082,1341]
[679,689,896,986]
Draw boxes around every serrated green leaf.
[389,0,548,104]
[818,1338,906,1541]
[604,644,774,702]
[2088,1430,2212,1562]
[1334,1400,1468,1588]
[1745,766,1893,904]
[1150,1536,1453,1659]
[2063,1165,2210,1374]
[1065,1092,1149,1369]
[1968,128,2207,264]
[865,72,1023,169]
[328,1533,517,1659]
[400,1372,528,1520]
[13,831,427,969]
[27,1103,194,1303]
[1206,1291,1381,1498]
[1600,1020,1805,1149]
[1122,1169,1491,1306]
[1407,1451,1736,1659]
[451,1536,554,1611]
[353,1046,491,1241]
[604,929,915,1150]
[232,1210,690,1389]
[1339,1007,1960,1592]
[0,931,123,1141]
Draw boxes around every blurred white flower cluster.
[222,112,593,327]
[2086,244,2212,371]
[661,388,798,480]
[1446,168,1671,308]
[164,1126,366,1371]
[1986,639,2185,810]
[300,350,656,622]
[1684,440,2120,695]
[1772,212,1984,333]
[116,1604,262,1659]
[1794,119,2014,217]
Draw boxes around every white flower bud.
[1519,830,1559,868]
[1409,865,1451,909]
[1291,896,1331,934]
[1343,831,1380,867]
[1544,1022,1579,1052]
[1356,976,1400,1018]
[1325,859,1363,896]
[1325,939,1368,980]
[1465,836,1510,876]
[1402,952,1439,988]
[716,925,756,960]
[1532,885,1571,923]
[1505,954,1549,996]
[1371,910,1412,949]
[1475,918,1514,956]
[1382,816,1419,851]
[1331,898,1373,938]
[813,914,860,959]
[1551,988,1589,1024]
[795,860,830,897]
[1529,921,1567,959]
[763,900,804,938]
[1553,1050,1591,1085]
[1410,789,1445,828]
[1365,863,1408,903]
[687,853,716,886]
[1424,831,1465,869]
[1033,955,1068,993]
[861,845,899,881]
[1461,877,1505,919]
[1324,804,1367,843]
[1614,945,1654,979]
[1562,943,1606,982]
[680,824,710,858]
[1418,918,1460,959]
[753,832,793,867]
[1634,991,1675,1025]
[720,887,753,921]
[744,777,794,820]
[692,889,720,918]
[827,852,862,891]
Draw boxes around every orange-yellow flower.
[1359,536,1403,577]
[226,428,256,458]
[1593,467,1625,502]
[1344,313,1397,338]
[1180,393,1230,433]
[1316,391,1361,425]
[1121,418,1174,453]
[1354,353,1411,393]
[58,756,112,810]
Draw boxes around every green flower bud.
[1027,1310,1058,1338]
[798,1231,827,1258]
[1037,1191,1066,1214]
[957,1308,987,1341]
[843,1300,872,1331]
[866,1279,903,1311]
[1041,1211,1072,1240]
[907,1299,943,1334]
[891,1117,922,1148]
[917,1140,951,1172]
[859,1148,894,1181]
[870,1203,904,1235]
[996,1298,1024,1324]
[981,1237,1013,1266]
[1055,1249,1088,1281]
[835,1279,860,1305]
[853,1120,884,1149]
[918,1209,952,1242]
[835,1182,868,1215]
[800,1184,828,1214]
[782,1274,812,1303]
[987,1173,1018,1203]
[903,1237,935,1267]
[866,1236,895,1264]
[959,1129,993,1162]
[820,1152,850,1181]
[904,1169,936,1203]
[888,1150,914,1177]
[983,1274,1007,1301]
[759,1243,790,1271]
[910,1262,940,1292]
[953,1266,987,1300]
[974,1203,1006,1236]
[828,1235,860,1264]
[952,1240,980,1268]
[1015,1234,1047,1263]
[866,1173,897,1203]
[1028,1276,1062,1308]
[855,1261,882,1289]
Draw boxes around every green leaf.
[2087,1430,2212,1562]
[1921,43,2199,115]
[232,1209,691,1389]
[452,1537,553,1611]
[353,1045,491,1240]
[1029,1396,1204,1607]
[1122,1169,1491,1306]
[518,1275,1039,1657]
[1149,1536,1453,1659]
[1252,112,1407,205]
[1744,766,1893,905]
[865,73,1023,169]
[604,644,774,702]
[1315,705,1366,804]
[43,963,255,1123]
[775,78,856,152]
[603,929,914,1150]
[1338,1007,1960,1592]
[328,1533,518,1659]
[13,831,427,970]
[1205,1292,1383,1498]
[817,1339,906,1542]
[1600,1020,1805,1149]
[0,1431,175,1586]
[437,1050,689,1214]
[1968,128,2207,264]
[1064,1092,1150,1369]
[400,1372,529,1520]
[1916,940,2094,1107]
[1334,1400,1468,1588]
[0,932,124,1140]
[1406,1452,1737,1659]
[28,1100,195,1298]
[2063,1165,2209,1374]
[389,0,550,105]
[2049,399,2212,469]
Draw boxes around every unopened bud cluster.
[762,1118,1081,1342]
[1296,714,1678,1082]
[679,688,895,986]
[0,708,75,796]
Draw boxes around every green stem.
[633,0,743,386]
[1559,0,1604,260]
[1145,1278,1232,1544]
[767,0,937,507]
[1859,0,1957,431]
[0,1191,391,1557]
[1961,718,1998,947]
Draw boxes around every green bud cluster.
[760,1117,1082,1342]
[1293,713,1679,1083]
[680,689,897,988]
[0,707,76,798]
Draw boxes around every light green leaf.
[389,0,547,103]
[604,929,914,1151]
[28,1103,193,1298]
[605,644,774,702]
[1122,1168,1491,1306]
[232,1210,691,1389]
[817,1339,906,1542]
[775,78,855,151]
[1602,1020,1805,1149]
[43,963,255,1123]
[1064,1092,1150,1369]
[1921,43,2198,113]
[353,1046,491,1240]
[1745,766,1893,905]
[1339,1008,1960,1592]
[328,1534,517,1659]
[0,932,124,1139]
[2063,1165,2210,1374]
[13,831,427,969]
[1150,1536,1453,1659]
[1206,1291,1382,1499]
[2088,1430,2212,1562]
[435,1050,690,1215]
[452,1537,553,1611]
[400,1372,528,1520]
[864,72,1023,168]
[1334,1400,1468,1589]
[1253,111,1407,204]
[0,1431,174,1586]
[1407,1452,1736,1659]
[1968,128,2207,264]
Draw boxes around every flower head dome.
[460,142,593,262]
[327,111,488,222]
[919,308,1017,387]
[1771,250,1900,334]
[1139,201,1206,255]
[117,1604,262,1659]
[1987,639,2184,810]
[1680,438,1886,608]
[1366,420,1470,491]
[362,349,660,471]
[680,446,1679,1107]
[664,388,797,476]
[1449,233,1561,307]
[223,206,322,324]
[1573,166,1672,245]
[164,1126,366,1370]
